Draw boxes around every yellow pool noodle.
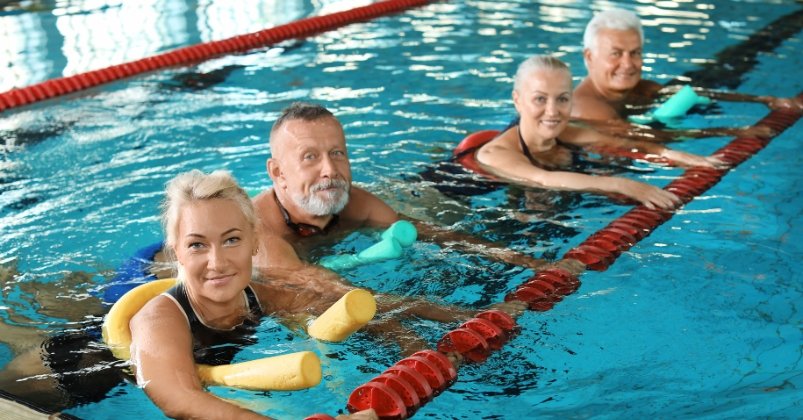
[102,278,178,360]
[102,278,322,391]
[196,351,322,391]
[307,289,376,342]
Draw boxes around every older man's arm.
[399,215,562,271]
[573,81,789,142]
[350,186,554,270]
[659,85,803,112]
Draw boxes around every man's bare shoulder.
[572,94,620,121]
[252,188,274,214]
[252,188,285,234]
[341,186,398,226]
[631,79,663,97]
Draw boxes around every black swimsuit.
[505,117,583,170]
[163,282,265,366]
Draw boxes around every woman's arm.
[476,138,679,210]
[130,296,274,420]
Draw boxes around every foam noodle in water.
[320,221,417,271]
[308,289,377,342]
[653,85,712,120]
[196,351,322,391]
[102,278,322,391]
[380,220,418,247]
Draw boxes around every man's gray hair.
[271,102,335,136]
[583,9,644,52]
[513,55,572,93]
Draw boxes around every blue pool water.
[1,0,802,418]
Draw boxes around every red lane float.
[0,0,436,113]
[345,349,460,419]
[335,99,801,420]
[561,104,802,272]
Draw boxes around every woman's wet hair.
[161,169,258,266]
[583,8,644,52]
[513,55,572,93]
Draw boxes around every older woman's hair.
[583,9,644,52]
[161,169,258,263]
[513,55,572,93]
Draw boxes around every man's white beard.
[292,179,350,216]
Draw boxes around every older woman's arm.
[476,139,679,210]
[130,296,275,420]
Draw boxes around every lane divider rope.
[0,0,436,114]
[325,97,803,420]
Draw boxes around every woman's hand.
[616,178,680,210]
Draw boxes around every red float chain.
[315,98,802,420]
[0,0,436,113]
[562,102,803,272]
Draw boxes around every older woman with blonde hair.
[476,55,722,210]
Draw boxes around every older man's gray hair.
[583,9,644,52]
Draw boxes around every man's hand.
[336,409,379,420]
[762,96,803,111]
[660,149,725,169]
[490,248,550,271]
[487,300,529,319]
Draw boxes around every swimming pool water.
[2,0,803,418]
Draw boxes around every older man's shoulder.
[572,93,620,121]
[341,186,399,226]
[630,79,663,98]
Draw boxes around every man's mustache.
[311,179,348,192]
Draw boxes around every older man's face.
[585,28,643,93]
[271,117,352,216]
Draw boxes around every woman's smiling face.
[513,68,573,141]
[173,198,256,303]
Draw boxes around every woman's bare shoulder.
[131,294,186,329]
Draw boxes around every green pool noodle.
[319,221,416,271]
[652,85,712,120]
[380,220,418,247]
[320,238,403,270]
[320,254,363,271]
[357,237,403,261]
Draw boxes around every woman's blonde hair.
[513,55,572,93]
[161,169,258,267]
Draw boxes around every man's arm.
[574,80,785,142]
[399,214,555,271]
[348,187,557,270]
[566,124,723,168]
[660,85,803,111]
[571,94,622,122]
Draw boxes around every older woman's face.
[173,198,256,303]
[513,68,573,140]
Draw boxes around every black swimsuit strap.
[517,125,540,166]
[165,282,263,332]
